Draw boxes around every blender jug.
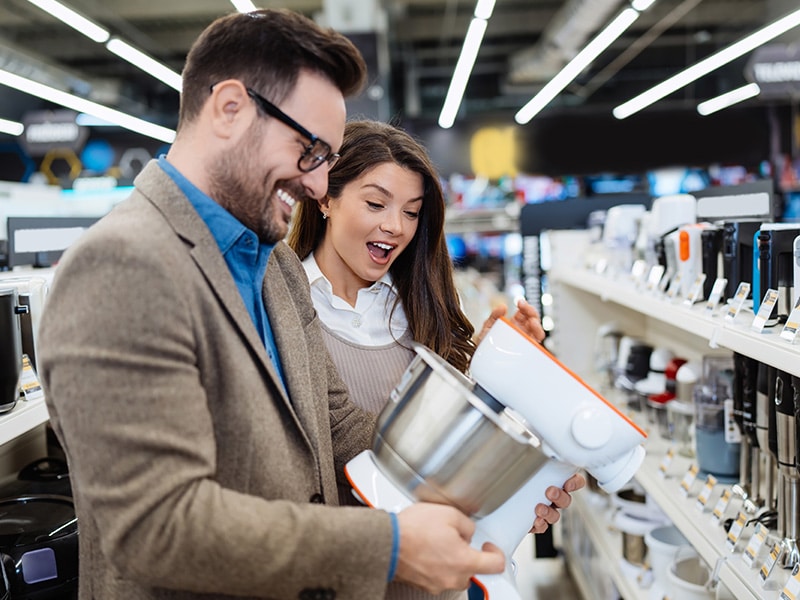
[694,355,740,482]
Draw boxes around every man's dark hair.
[178,8,367,128]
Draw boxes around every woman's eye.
[405,211,419,219]
[367,201,383,209]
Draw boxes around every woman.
[287,120,580,599]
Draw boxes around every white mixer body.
[470,318,647,492]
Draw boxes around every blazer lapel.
[133,161,294,409]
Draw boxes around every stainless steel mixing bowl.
[373,343,550,517]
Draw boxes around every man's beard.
[208,131,288,244]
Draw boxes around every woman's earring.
[322,212,328,220]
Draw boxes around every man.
[38,8,579,600]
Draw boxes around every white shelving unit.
[543,229,799,600]
[0,398,48,447]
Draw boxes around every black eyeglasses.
[246,88,340,173]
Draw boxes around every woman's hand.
[474,298,545,346]
[529,473,586,534]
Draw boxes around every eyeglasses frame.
[245,87,339,173]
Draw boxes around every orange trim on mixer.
[343,465,376,508]
[498,317,647,438]
[471,577,489,598]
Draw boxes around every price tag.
[725,282,750,322]
[780,562,800,600]
[752,289,779,332]
[780,295,800,343]
[666,272,683,300]
[726,511,748,550]
[645,264,666,294]
[696,474,717,510]
[705,277,728,315]
[761,542,782,584]
[18,355,44,402]
[743,522,770,568]
[680,464,699,497]
[711,488,733,525]
[658,447,675,476]
[684,273,707,306]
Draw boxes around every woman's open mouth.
[367,241,395,261]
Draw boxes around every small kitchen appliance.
[0,288,28,414]
[344,318,647,599]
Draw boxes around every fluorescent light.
[22,0,109,43]
[438,18,488,129]
[474,0,496,20]
[631,0,656,10]
[0,118,24,136]
[106,38,182,92]
[230,0,257,12]
[697,82,760,115]
[515,8,640,124]
[75,113,115,126]
[614,6,800,119]
[0,69,176,143]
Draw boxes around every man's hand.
[394,503,505,594]
[474,299,545,346]
[529,473,586,534]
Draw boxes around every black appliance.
[721,220,761,301]
[758,224,800,324]
[0,289,27,414]
[0,458,77,600]
[700,225,723,300]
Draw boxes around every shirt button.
[351,316,362,328]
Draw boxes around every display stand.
[543,228,799,600]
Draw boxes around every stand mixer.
[344,318,647,599]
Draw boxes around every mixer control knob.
[571,408,612,449]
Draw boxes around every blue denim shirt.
[157,156,287,392]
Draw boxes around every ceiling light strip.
[0,118,24,136]
[438,0,496,129]
[23,0,182,92]
[0,69,176,143]
[231,0,258,12]
[439,18,488,128]
[23,0,110,43]
[515,7,640,124]
[613,6,800,119]
[697,82,761,116]
[230,0,258,12]
[106,39,182,91]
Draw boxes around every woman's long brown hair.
[287,120,476,373]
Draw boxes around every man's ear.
[207,80,252,139]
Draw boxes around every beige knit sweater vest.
[319,325,469,600]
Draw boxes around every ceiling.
[0,0,795,134]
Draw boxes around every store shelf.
[444,206,519,234]
[549,265,800,378]
[635,434,787,599]
[0,397,49,447]
[566,488,649,600]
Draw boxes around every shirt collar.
[157,155,250,256]
[301,252,397,294]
